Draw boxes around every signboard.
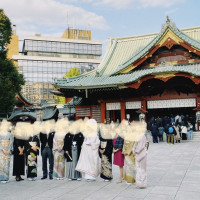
[106,102,121,110]
[125,101,141,109]
[147,98,196,109]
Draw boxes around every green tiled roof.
[58,107,75,115]
[8,109,37,121]
[42,106,58,121]
[114,19,200,75]
[94,20,200,77]
[58,97,82,115]
[55,63,200,89]
[54,18,200,89]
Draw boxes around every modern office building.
[12,28,102,105]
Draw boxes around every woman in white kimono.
[0,121,13,183]
[53,132,65,179]
[132,134,147,188]
[76,119,100,181]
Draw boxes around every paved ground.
[1,140,200,200]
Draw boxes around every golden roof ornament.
[161,16,177,33]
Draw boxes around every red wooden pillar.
[121,101,125,121]
[100,102,106,123]
[141,99,147,121]
[141,99,147,111]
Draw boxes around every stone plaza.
[1,139,200,200]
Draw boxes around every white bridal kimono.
[76,136,100,180]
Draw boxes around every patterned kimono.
[132,135,147,188]
[99,137,113,180]
[0,131,13,181]
[123,140,136,183]
[53,133,65,178]
[26,135,40,178]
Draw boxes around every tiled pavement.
[1,141,200,200]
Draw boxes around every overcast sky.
[1,0,200,55]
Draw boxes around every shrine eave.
[54,63,200,90]
[17,92,33,107]
[7,110,37,122]
[42,105,59,121]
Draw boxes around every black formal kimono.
[26,135,40,178]
[13,138,25,177]
[63,132,84,180]
[99,137,113,181]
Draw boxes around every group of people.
[148,114,195,144]
[0,118,147,189]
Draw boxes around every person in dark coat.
[63,132,84,180]
[13,138,25,181]
[40,132,55,180]
[148,117,155,129]
[163,116,170,127]
[150,123,158,143]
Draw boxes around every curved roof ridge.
[55,63,200,89]
[170,25,200,49]
[18,92,33,106]
[112,18,200,75]
[97,39,118,76]
[113,32,161,74]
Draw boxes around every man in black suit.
[40,132,55,180]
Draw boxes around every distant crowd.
[148,114,195,144]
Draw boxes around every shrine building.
[54,18,200,128]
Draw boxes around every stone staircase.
[191,132,200,141]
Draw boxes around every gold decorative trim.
[169,61,178,65]
[189,59,195,63]
[154,72,175,78]
[157,28,183,46]
[150,63,155,67]
[120,65,136,74]
[118,86,128,89]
